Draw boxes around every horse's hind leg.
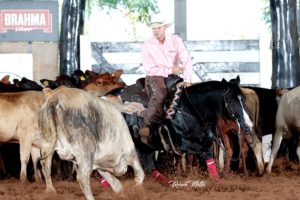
[186,153,198,176]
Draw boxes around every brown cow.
[242,87,260,130]
[83,69,126,92]
[38,87,144,200]
[0,91,45,182]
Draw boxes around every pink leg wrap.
[99,177,111,188]
[151,170,170,186]
[206,158,219,179]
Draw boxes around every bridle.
[219,88,244,162]
[222,88,255,145]
[222,88,242,136]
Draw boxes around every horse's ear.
[221,78,227,83]
[227,75,240,85]
[236,75,240,85]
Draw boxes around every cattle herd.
[0,70,299,200]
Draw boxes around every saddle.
[120,74,183,108]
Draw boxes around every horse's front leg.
[240,134,249,176]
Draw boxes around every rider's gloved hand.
[172,65,182,75]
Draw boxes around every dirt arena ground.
[0,157,299,200]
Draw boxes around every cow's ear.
[276,87,289,97]
[113,70,124,80]
[0,75,10,84]
[85,70,98,79]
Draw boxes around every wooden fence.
[80,38,260,86]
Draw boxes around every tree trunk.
[59,0,86,75]
[297,0,300,36]
[270,0,300,88]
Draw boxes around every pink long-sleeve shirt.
[141,34,193,83]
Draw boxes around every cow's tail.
[254,95,260,128]
[36,105,58,163]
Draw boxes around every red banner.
[0,9,52,33]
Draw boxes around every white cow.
[266,86,300,174]
[38,87,144,200]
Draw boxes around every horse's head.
[222,76,253,134]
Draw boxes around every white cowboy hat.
[149,13,173,28]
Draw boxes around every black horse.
[108,75,254,178]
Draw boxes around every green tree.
[262,0,271,29]
[87,0,158,24]
[60,0,158,75]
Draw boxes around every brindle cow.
[266,86,300,174]
[38,87,144,200]
[0,91,45,182]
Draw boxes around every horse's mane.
[181,80,244,124]
[187,80,242,96]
